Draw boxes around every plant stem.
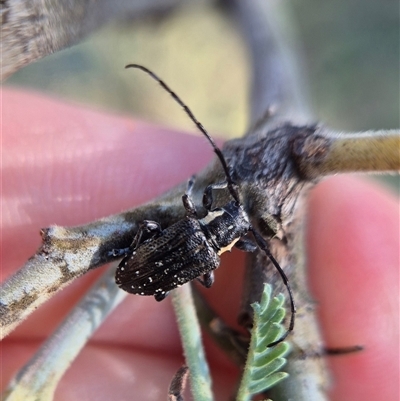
[171,284,214,401]
[2,265,126,401]
[293,129,400,178]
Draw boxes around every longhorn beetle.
[114,64,296,346]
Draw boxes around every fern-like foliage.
[237,284,290,401]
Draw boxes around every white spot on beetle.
[199,210,225,225]
[218,237,240,255]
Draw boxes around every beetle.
[113,64,295,345]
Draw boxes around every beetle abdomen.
[115,217,220,297]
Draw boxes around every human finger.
[307,176,399,401]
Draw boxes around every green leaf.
[236,284,290,401]
[248,372,290,394]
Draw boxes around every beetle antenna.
[125,64,240,204]
[250,227,296,346]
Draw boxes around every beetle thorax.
[199,201,250,255]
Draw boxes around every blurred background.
[5,0,399,189]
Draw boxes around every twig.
[292,128,400,178]
[171,285,214,401]
[2,264,126,401]
[231,0,313,125]
[0,187,190,339]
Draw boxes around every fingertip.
[307,176,399,400]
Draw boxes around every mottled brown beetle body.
[116,216,219,300]
[116,200,252,301]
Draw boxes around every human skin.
[1,88,399,400]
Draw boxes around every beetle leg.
[140,220,162,232]
[109,220,162,258]
[197,271,214,288]
[235,237,258,252]
[182,175,198,217]
[202,181,228,210]
[107,247,130,258]
[154,291,169,302]
[187,174,196,194]
[130,220,162,248]
[182,194,197,217]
